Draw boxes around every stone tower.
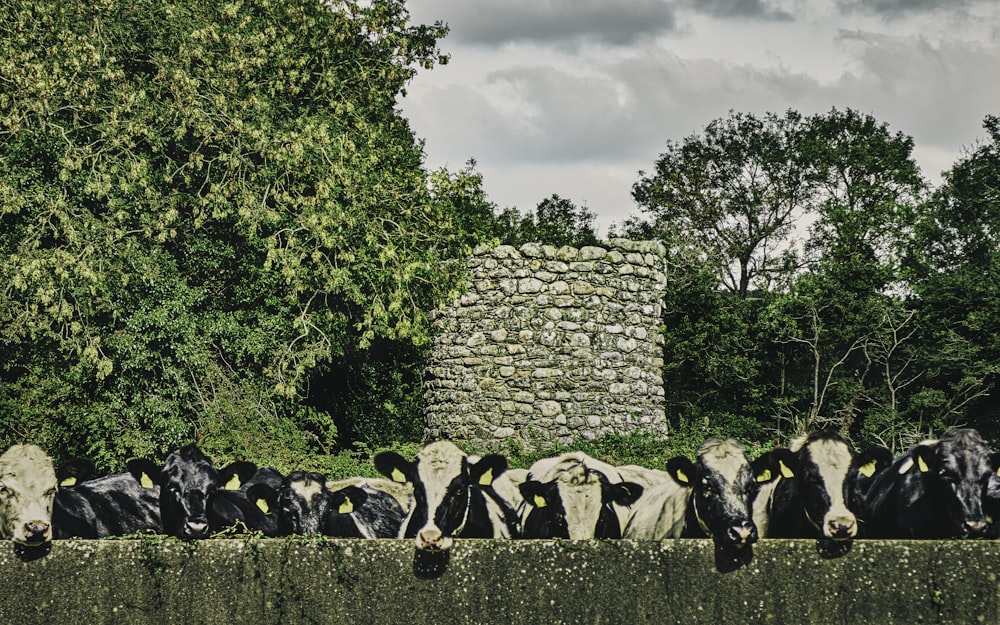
[423,239,669,450]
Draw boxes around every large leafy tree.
[632,110,811,298]
[0,0,463,466]
[906,115,1000,440]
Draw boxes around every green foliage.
[0,0,462,467]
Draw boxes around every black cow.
[517,452,643,539]
[374,440,519,551]
[751,431,893,540]
[862,428,994,539]
[623,439,764,550]
[211,466,284,537]
[127,444,258,538]
[248,472,405,538]
[53,459,161,539]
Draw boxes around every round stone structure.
[423,239,669,450]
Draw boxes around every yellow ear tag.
[255,499,270,515]
[674,469,689,484]
[917,455,929,473]
[858,460,877,478]
[478,468,494,486]
[60,477,78,487]
[140,473,155,489]
[225,475,242,490]
[779,460,795,479]
[533,495,547,508]
[755,469,772,483]
[996,467,999,477]
[391,468,406,483]
[339,498,354,515]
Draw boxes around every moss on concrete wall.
[1,538,997,624]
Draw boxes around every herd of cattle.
[1,428,999,552]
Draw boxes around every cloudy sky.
[397,0,1000,235]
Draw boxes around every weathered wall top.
[2,539,996,625]
[423,239,669,450]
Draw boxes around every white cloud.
[400,0,1000,234]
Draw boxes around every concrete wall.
[2,538,997,625]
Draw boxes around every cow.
[127,444,258,538]
[0,444,57,546]
[373,440,519,551]
[623,439,762,551]
[247,472,406,538]
[211,466,284,537]
[52,459,161,539]
[862,428,994,539]
[751,431,892,540]
[985,469,1000,538]
[516,452,643,539]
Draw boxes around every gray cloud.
[407,0,678,47]
[836,0,975,17]
[682,0,794,21]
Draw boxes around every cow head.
[247,472,368,536]
[784,432,859,540]
[375,440,508,551]
[56,458,96,487]
[0,445,57,546]
[518,454,642,539]
[667,439,758,550]
[128,445,257,538]
[906,428,992,537]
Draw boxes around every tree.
[905,115,1000,440]
[801,108,925,295]
[0,0,462,465]
[632,110,812,298]
[493,194,600,248]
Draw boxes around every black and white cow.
[0,444,57,546]
[623,439,763,550]
[374,440,519,551]
[862,428,994,539]
[247,472,406,538]
[127,444,259,538]
[517,452,643,539]
[751,431,892,540]
[53,459,161,539]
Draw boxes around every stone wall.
[3,539,997,625]
[423,239,669,450]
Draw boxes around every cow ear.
[519,480,548,508]
[751,449,795,483]
[609,482,643,507]
[57,458,95,487]
[855,446,893,478]
[246,484,278,515]
[126,459,161,489]
[470,454,508,487]
[220,461,258,490]
[990,452,1000,477]
[329,486,368,515]
[666,457,697,486]
[374,451,413,484]
[911,445,935,473]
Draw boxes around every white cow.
[624,439,762,550]
[0,444,58,546]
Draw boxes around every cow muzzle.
[416,525,452,551]
[727,521,757,547]
[963,519,988,536]
[183,521,210,538]
[825,515,857,540]
[18,520,51,546]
